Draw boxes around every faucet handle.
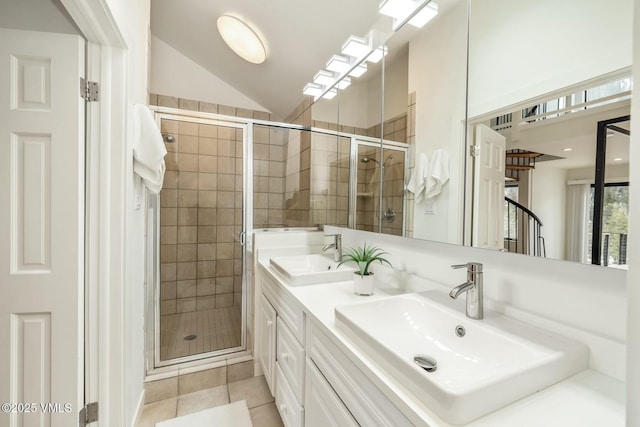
[451,263,470,269]
[451,262,483,272]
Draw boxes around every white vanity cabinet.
[259,273,306,427]
[257,293,277,392]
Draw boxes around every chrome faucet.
[322,234,342,262]
[450,262,483,320]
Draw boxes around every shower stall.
[145,108,408,372]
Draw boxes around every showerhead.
[163,134,175,143]
[361,156,380,165]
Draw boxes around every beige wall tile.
[197,261,216,279]
[178,153,199,172]
[217,157,235,174]
[228,361,254,383]
[198,190,217,208]
[160,300,176,315]
[161,189,178,207]
[178,121,198,136]
[199,124,218,138]
[160,281,176,300]
[161,244,177,263]
[177,244,197,262]
[217,191,235,208]
[196,295,216,311]
[216,293,234,308]
[216,243,234,260]
[217,260,233,276]
[197,243,216,261]
[218,174,235,191]
[196,278,215,296]
[199,173,218,191]
[197,226,217,243]
[179,98,198,111]
[177,280,197,298]
[197,208,216,225]
[199,137,218,156]
[177,208,198,226]
[161,226,177,245]
[178,367,227,394]
[177,226,198,244]
[178,190,198,207]
[176,297,196,313]
[161,263,176,281]
[199,102,218,114]
[176,262,196,280]
[157,95,179,108]
[198,155,217,173]
[178,135,198,154]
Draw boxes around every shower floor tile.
[160,305,242,361]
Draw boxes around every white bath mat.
[156,400,252,427]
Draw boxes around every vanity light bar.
[314,70,336,86]
[326,54,352,73]
[322,88,338,100]
[303,82,323,97]
[341,34,372,59]
[349,63,368,78]
[367,46,387,63]
[379,0,438,31]
[337,76,351,90]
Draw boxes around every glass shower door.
[155,115,246,366]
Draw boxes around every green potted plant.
[338,243,392,295]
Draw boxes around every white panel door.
[0,29,85,427]
[472,124,506,250]
[304,358,358,427]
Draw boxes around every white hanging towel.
[406,152,429,203]
[425,149,450,199]
[132,104,167,193]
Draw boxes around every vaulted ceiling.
[151,0,382,119]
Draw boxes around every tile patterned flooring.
[138,375,283,427]
[160,306,242,361]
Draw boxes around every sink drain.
[455,325,466,337]
[184,334,197,341]
[413,354,437,372]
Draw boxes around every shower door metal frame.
[147,110,253,371]
[349,138,410,235]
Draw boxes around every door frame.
[59,1,129,426]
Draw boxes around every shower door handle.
[239,231,246,246]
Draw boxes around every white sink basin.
[335,292,588,425]
[270,254,356,286]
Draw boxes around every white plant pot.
[353,272,375,296]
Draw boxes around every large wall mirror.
[466,0,632,267]
[306,0,633,268]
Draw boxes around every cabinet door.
[305,358,358,427]
[258,294,277,394]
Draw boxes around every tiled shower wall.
[158,118,243,316]
[310,134,350,227]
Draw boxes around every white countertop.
[258,258,625,427]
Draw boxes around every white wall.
[150,36,269,113]
[408,0,467,244]
[101,0,150,425]
[626,1,640,423]
[531,163,567,260]
[468,0,633,118]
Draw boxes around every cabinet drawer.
[275,363,304,427]
[277,317,305,402]
[306,319,413,427]
[305,357,358,427]
[262,273,305,343]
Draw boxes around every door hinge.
[80,78,99,102]
[79,402,98,427]
[470,145,480,157]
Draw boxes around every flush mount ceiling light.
[562,147,573,152]
[337,76,352,90]
[217,15,266,64]
[379,0,438,31]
